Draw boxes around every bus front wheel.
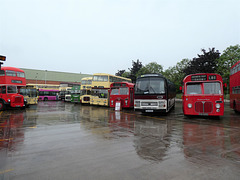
[0,101,6,111]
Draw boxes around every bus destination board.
[191,75,207,81]
[208,75,217,80]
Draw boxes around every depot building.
[21,68,92,86]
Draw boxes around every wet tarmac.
[0,101,240,180]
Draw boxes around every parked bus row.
[1,60,240,117]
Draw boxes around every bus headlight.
[8,99,11,102]
[216,104,220,109]
[216,109,220,112]
[135,101,140,107]
[125,100,128,105]
[111,100,113,105]
[187,103,192,108]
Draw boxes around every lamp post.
[45,70,47,87]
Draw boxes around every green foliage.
[183,48,220,75]
[163,59,190,93]
[128,59,143,83]
[137,62,163,77]
[217,44,240,83]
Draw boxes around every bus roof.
[81,77,92,81]
[1,66,25,73]
[230,60,240,69]
[110,82,135,88]
[93,73,131,82]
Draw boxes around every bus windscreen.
[135,78,165,94]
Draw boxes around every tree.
[183,48,220,75]
[128,59,142,83]
[115,70,125,77]
[137,62,163,77]
[217,44,240,83]
[163,59,190,93]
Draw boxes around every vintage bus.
[71,85,81,103]
[27,83,59,90]
[230,60,240,112]
[90,73,131,106]
[38,89,60,101]
[20,85,38,106]
[109,82,135,109]
[64,87,72,102]
[80,77,92,104]
[0,67,26,110]
[134,74,176,113]
[182,73,224,116]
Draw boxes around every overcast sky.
[1,0,239,75]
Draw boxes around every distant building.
[21,68,92,85]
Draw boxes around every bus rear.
[182,73,224,116]
[109,82,135,108]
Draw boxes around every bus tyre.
[44,97,48,101]
[0,101,5,111]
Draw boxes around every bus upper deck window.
[17,72,25,78]
[0,70,5,76]
[186,83,202,94]
[6,70,16,76]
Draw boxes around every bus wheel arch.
[44,97,48,101]
[0,100,6,111]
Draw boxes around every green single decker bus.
[71,85,81,103]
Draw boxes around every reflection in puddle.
[134,119,171,162]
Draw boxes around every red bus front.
[109,82,135,108]
[182,73,224,116]
[0,67,26,110]
[230,60,240,112]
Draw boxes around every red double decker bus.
[230,60,240,112]
[109,82,135,109]
[182,73,224,116]
[0,67,26,110]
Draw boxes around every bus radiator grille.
[195,101,213,113]
[14,96,23,103]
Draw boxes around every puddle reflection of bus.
[0,111,25,152]
[183,122,225,163]
[134,119,171,162]
[109,111,135,131]
[90,73,131,106]
[0,67,26,110]
[109,82,135,109]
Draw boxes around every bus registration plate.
[145,110,153,112]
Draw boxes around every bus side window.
[0,86,6,94]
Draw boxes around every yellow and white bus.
[19,85,38,106]
[90,73,131,106]
[80,77,92,104]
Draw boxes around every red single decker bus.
[230,60,240,112]
[182,73,224,116]
[0,67,26,110]
[109,82,135,109]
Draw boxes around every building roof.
[21,68,92,83]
